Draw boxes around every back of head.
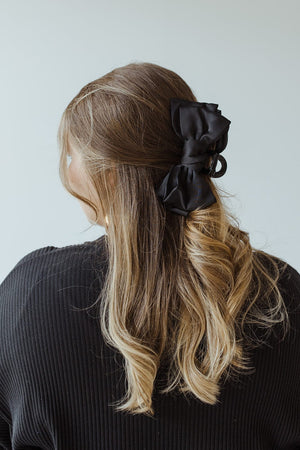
[57,61,290,418]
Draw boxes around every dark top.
[0,235,299,450]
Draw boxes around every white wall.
[1,0,299,281]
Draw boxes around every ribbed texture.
[0,235,299,449]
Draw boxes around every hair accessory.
[155,97,231,216]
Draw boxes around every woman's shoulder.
[0,237,109,407]
[253,250,300,335]
[279,259,300,320]
[254,250,300,298]
[13,234,107,271]
[0,235,108,300]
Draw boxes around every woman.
[0,62,299,449]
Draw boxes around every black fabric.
[0,235,299,450]
[155,98,231,216]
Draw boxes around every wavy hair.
[57,61,290,418]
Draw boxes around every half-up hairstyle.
[57,61,290,418]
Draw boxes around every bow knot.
[181,139,213,169]
[155,97,231,216]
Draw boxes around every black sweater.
[0,235,299,450]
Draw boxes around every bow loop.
[171,98,231,154]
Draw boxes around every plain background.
[1,0,299,282]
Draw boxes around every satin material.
[155,97,231,216]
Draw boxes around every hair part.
[57,61,290,418]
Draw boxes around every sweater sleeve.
[0,241,107,449]
[0,245,58,442]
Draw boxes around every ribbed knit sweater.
[0,235,299,450]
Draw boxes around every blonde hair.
[57,61,290,418]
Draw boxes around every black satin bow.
[155,97,231,216]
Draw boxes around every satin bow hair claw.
[155,97,231,216]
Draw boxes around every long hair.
[57,61,290,418]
